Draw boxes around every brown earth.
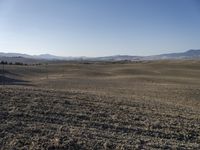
[0,60,200,149]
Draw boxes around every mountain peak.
[39,54,55,57]
[186,49,200,53]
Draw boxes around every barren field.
[1,60,200,149]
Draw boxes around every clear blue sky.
[0,0,200,57]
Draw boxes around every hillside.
[1,60,200,149]
[0,49,200,63]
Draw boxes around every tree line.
[0,61,42,66]
[0,61,28,65]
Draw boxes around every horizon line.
[0,49,200,58]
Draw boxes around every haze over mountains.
[0,49,200,63]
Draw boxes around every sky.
[0,0,200,57]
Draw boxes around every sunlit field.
[1,60,200,149]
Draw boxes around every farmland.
[1,60,200,149]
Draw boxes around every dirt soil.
[1,61,200,149]
[1,87,200,149]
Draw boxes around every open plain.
[1,60,200,149]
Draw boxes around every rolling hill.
[0,49,200,63]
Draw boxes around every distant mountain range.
[146,49,200,60]
[0,49,200,63]
[0,53,66,60]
